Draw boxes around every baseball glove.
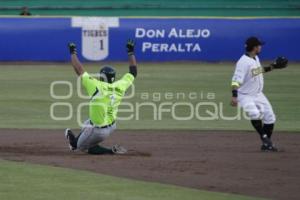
[271,56,288,69]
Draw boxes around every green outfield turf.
[0,159,265,200]
[0,62,299,131]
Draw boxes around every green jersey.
[81,72,134,126]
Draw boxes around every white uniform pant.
[77,119,116,151]
[238,93,276,124]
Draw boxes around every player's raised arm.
[68,43,85,76]
[126,40,137,77]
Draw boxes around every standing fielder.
[231,36,288,152]
[65,40,137,155]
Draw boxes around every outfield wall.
[0,17,299,62]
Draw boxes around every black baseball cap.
[245,36,265,51]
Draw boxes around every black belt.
[90,120,115,129]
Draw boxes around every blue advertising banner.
[0,17,299,62]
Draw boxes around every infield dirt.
[0,129,299,200]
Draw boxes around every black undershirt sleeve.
[232,89,238,97]
[129,65,137,77]
[263,66,272,72]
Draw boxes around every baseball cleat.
[65,128,77,151]
[112,144,127,154]
[261,144,278,152]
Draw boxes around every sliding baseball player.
[65,40,137,155]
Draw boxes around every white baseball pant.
[238,92,276,124]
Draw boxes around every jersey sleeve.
[81,72,98,97]
[232,61,247,87]
[113,73,135,93]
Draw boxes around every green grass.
[0,62,299,131]
[0,159,265,200]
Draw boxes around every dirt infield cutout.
[0,129,299,200]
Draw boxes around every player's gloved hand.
[271,56,288,69]
[68,42,77,54]
[126,39,135,56]
[231,97,238,107]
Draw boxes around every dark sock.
[263,123,274,139]
[88,145,113,155]
[68,131,78,149]
[251,120,270,144]
[74,132,82,148]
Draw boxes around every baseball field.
[0,62,299,200]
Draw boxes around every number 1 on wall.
[100,39,104,50]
